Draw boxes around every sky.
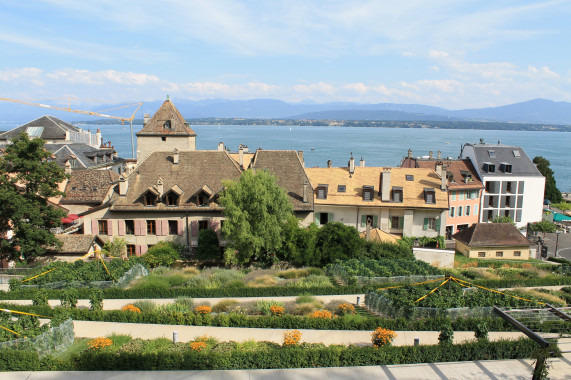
[1,0,571,112]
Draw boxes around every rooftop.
[452,223,530,247]
[136,99,196,137]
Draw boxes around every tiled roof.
[359,228,400,244]
[48,234,100,254]
[0,116,79,141]
[250,150,313,211]
[136,100,196,137]
[229,152,255,170]
[306,166,448,209]
[452,223,530,247]
[415,159,483,190]
[45,143,119,169]
[112,150,242,211]
[61,170,120,204]
[463,143,542,177]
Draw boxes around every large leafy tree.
[533,156,562,203]
[219,169,293,265]
[314,222,363,265]
[0,132,67,262]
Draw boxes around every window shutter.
[91,220,98,234]
[140,220,147,236]
[177,219,184,236]
[436,218,441,231]
[361,215,366,227]
[315,212,321,225]
[141,245,148,255]
[162,220,169,236]
[135,245,141,256]
[191,221,198,236]
[373,215,378,228]
[118,220,125,236]
[388,217,392,228]
[328,213,334,222]
[134,220,141,236]
[107,221,113,235]
[399,217,404,229]
[211,220,220,234]
[423,218,428,231]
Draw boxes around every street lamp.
[555,230,562,258]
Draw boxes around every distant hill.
[1,97,570,125]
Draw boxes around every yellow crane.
[0,97,143,158]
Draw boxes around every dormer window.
[488,150,496,158]
[196,192,209,206]
[484,163,495,173]
[406,175,414,181]
[163,120,172,130]
[424,188,436,204]
[500,162,512,173]
[317,184,328,199]
[460,170,472,183]
[143,191,157,206]
[362,186,374,201]
[513,150,521,157]
[391,186,403,203]
[165,192,179,206]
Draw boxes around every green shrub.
[142,242,180,268]
[196,229,221,260]
[32,289,49,306]
[439,325,454,345]
[88,289,103,311]
[475,322,489,342]
[213,299,239,313]
[174,297,194,309]
[60,288,78,308]
[314,222,363,265]
[255,300,285,316]
[131,300,156,313]
[361,241,414,260]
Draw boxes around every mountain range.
[1,98,570,126]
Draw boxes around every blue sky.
[1,0,570,111]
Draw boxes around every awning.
[61,214,79,224]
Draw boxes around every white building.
[460,142,545,228]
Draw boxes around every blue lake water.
[2,121,570,192]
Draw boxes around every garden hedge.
[0,338,551,371]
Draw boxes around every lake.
[2,121,570,192]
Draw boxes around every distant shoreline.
[74,118,571,132]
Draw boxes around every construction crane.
[0,97,143,158]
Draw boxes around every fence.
[19,263,149,290]
[0,319,74,357]
[327,264,443,286]
[365,291,495,319]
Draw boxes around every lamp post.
[555,230,562,258]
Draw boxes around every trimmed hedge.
[0,338,551,371]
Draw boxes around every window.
[470,190,478,199]
[406,175,414,181]
[478,252,486,258]
[161,137,166,142]
[458,206,463,217]
[449,207,455,217]
[317,185,328,199]
[496,251,503,258]
[98,220,108,235]
[513,150,521,157]
[514,251,521,257]
[424,188,435,204]
[391,216,400,229]
[505,196,512,207]
[196,192,209,206]
[488,150,495,158]
[198,220,208,231]
[127,245,136,256]
[362,186,374,201]
[165,192,179,206]
[458,191,465,201]
[337,185,346,193]
[488,196,494,207]
[427,218,436,231]
[143,193,157,206]
[146,220,156,235]
[466,205,470,216]
[168,220,178,235]
[392,187,403,202]
[487,210,494,221]
[319,213,330,225]
[163,120,172,130]
[485,182,491,192]
[450,191,456,200]
[506,182,513,193]
[488,164,495,173]
[125,220,135,235]
[505,164,512,173]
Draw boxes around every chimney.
[298,151,304,167]
[96,129,102,148]
[173,148,179,164]
[360,157,365,167]
[238,144,244,167]
[143,113,150,126]
[437,151,442,160]
[381,167,391,201]
[428,151,433,160]
[218,142,225,151]
[435,161,443,178]
[327,159,332,168]
[408,149,413,158]
[348,154,355,176]
[157,178,164,198]
[303,179,309,203]
[441,170,448,190]
[480,138,485,144]
[118,176,128,196]
[64,159,72,175]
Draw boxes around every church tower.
[136,97,196,163]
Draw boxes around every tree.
[533,156,563,203]
[196,228,221,260]
[102,237,127,259]
[278,216,319,266]
[219,169,294,265]
[491,215,515,225]
[0,132,67,262]
[314,222,363,265]
[528,220,557,238]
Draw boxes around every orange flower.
[87,337,113,350]
[190,341,207,352]
[195,305,212,314]
[336,303,356,316]
[270,305,285,316]
[371,327,397,347]
[121,304,141,313]
[308,310,333,319]
[283,330,302,346]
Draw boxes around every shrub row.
[0,338,548,371]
